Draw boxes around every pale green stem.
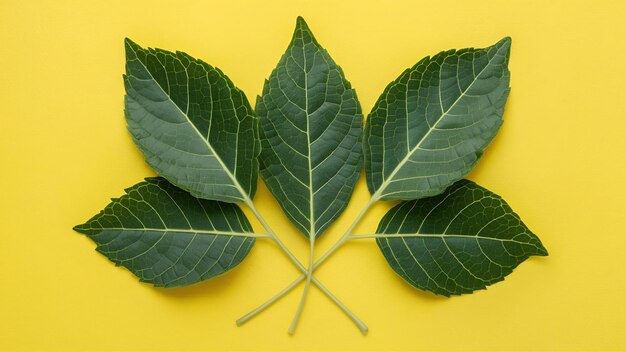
[237,195,379,326]
[288,235,315,334]
[348,234,384,239]
[236,273,368,335]
[242,233,271,238]
[236,275,302,326]
[316,195,378,269]
[244,197,302,268]
[314,276,368,335]
[241,198,366,332]
[349,233,432,239]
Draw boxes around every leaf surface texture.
[74,177,256,287]
[364,38,511,200]
[375,179,547,296]
[257,18,363,238]
[124,39,260,203]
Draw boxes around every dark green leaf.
[74,177,256,288]
[257,17,363,239]
[375,179,547,296]
[124,39,260,203]
[364,38,511,201]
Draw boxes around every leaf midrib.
[87,227,260,237]
[372,233,534,246]
[373,45,506,200]
[303,40,316,239]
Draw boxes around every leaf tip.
[124,37,141,56]
[537,243,549,256]
[73,224,86,234]
[295,16,308,29]
[293,16,314,39]
[124,37,136,46]
[497,36,512,51]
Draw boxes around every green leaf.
[124,39,260,204]
[364,38,511,201]
[73,177,257,288]
[257,17,363,239]
[375,179,547,296]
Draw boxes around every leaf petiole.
[236,272,368,335]
[288,235,315,334]
[242,198,367,333]
[237,196,379,328]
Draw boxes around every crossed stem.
[242,198,368,334]
[238,196,379,334]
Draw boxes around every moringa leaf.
[364,38,511,201]
[124,39,260,204]
[375,179,547,296]
[73,177,256,288]
[257,17,363,239]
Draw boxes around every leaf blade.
[375,179,547,296]
[257,18,363,239]
[124,39,260,203]
[364,38,511,201]
[74,177,256,288]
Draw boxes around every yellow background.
[1,0,625,350]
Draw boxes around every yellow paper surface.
[1,1,625,350]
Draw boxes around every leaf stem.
[241,197,366,332]
[237,196,379,326]
[348,233,438,239]
[244,233,271,238]
[235,273,368,334]
[314,196,378,268]
[288,235,315,334]
[313,276,368,335]
[348,234,384,239]
[236,275,302,326]
[244,197,302,267]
